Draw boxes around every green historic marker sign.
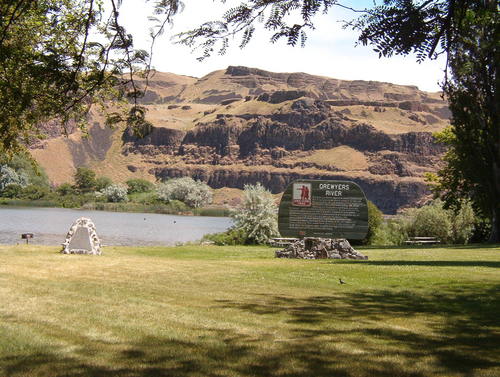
[278,180,369,239]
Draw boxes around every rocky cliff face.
[32,66,449,213]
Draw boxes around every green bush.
[449,201,476,244]
[371,200,478,246]
[157,177,212,208]
[1,184,23,198]
[57,193,96,208]
[56,183,75,196]
[95,176,113,191]
[230,183,279,245]
[100,184,128,202]
[364,200,383,245]
[20,185,50,200]
[129,191,159,205]
[371,218,409,246]
[202,228,247,246]
[74,167,97,193]
[409,201,452,242]
[0,153,49,189]
[0,165,28,193]
[126,178,154,194]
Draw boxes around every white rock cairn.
[61,217,102,255]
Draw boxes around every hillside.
[31,66,450,213]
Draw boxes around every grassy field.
[0,244,499,377]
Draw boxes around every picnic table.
[405,237,440,245]
[268,238,298,247]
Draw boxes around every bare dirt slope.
[32,66,450,213]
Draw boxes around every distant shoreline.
[0,198,231,217]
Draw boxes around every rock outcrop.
[32,66,449,213]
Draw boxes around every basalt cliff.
[32,66,450,213]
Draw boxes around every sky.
[119,0,446,92]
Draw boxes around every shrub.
[364,200,383,245]
[157,177,212,208]
[202,228,247,246]
[74,167,96,192]
[100,183,128,202]
[165,199,189,212]
[449,200,476,244]
[0,154,49,188]
[0,184,23,198]
[130,191,159,205]
[230,183,279,244]
[0,165,28,193]
[409,201,452,242]
[371,218,409,246]
[126,178,154,194]
[369,200,478,246]
[20,185,51,200]
[58,194,87,208]
[95,176,113,191]
[56,183,76,196]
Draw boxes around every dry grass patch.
[294,146,369,171]
[345,106,448,134]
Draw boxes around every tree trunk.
[488,207,500,243]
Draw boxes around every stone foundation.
[275,238,368,260]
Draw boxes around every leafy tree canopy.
[74,167,96,192]
[0,0,182,153]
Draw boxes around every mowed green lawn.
[0,244,499,377]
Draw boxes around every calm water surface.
[0,207,232,246]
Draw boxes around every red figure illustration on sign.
[292,182,312,207]
[300,185,309,200]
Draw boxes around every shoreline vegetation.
[0,198,231,217]
[0,160,231,217]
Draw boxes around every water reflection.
[0,207,232,246]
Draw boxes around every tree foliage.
[0,166,28,192]
[126,178,155,194]
[157,177,213,208]
[74,167,97,193]
[231,183,279,245]
[372,200,477,245]
[100,183,129,202]
[95,176,113,191]
[364,200,383,245]
[430,6,499,242]
[0,0,182,153]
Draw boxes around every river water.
[0,207,232,246]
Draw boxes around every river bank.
[0,197,231,217]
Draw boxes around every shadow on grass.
[359,243,500,250]
[338,260,500,268]
[2,286,499,377]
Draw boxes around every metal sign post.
[21,233,34,244]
